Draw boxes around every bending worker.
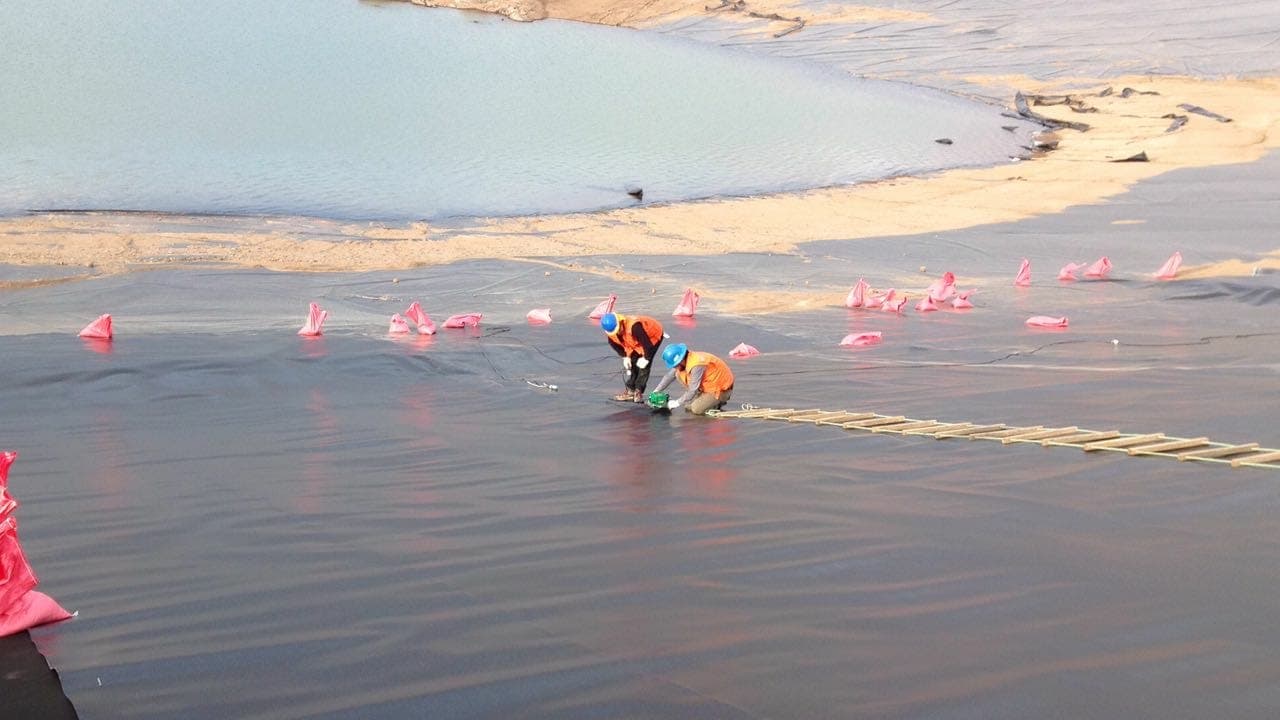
[651,343,734,415]
[600,312,665,402]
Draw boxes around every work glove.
[623,357,632,371]
[635,356,649,369]
[667,399,681,410]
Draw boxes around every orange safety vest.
[608,314,665,355]
[677,351,734,394]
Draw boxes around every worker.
[600,312,665,402]
[651,343,734,415]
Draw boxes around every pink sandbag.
[915,295,939,312]
[526,308,552,324]
[588,294,617,320]
[1058,262,1085,281]
[845,278,869,308]
[951,289,975,309]
[1084,256,1112,278]
[925,271,956,302]
[881,292,907,314]
[0,452,72,637]
[1014,258,1031,286]
[404,301,437,335]
[840,331,883,347]
[297,302,328,336]
[1026,315,1069,328]
[728,342,760,358]
[78,313,113,339]
[388,314,410,334]
[673,288,700,318]
[863,290,886,309]
[0,591,72,638]
[1155,251,1182,279]
[444,313,482,329]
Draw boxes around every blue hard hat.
[663,343,688,368]
[600,313,618,333]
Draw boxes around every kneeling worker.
[651,343,734,415]
[601,312,666,402]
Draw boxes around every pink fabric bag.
[0,452,72,638]
[78,314,113,339]
[1084,256,1112,278]
[404,301,437,335]
[388,314,410,334]
[1155,251,1182,279]
[673,288,700,317]
[839,332,883,347]
[845,278,869,308]
[1058,262,1084,281]
[951,289,975,309]
[444,313,482,329]
[297,303,328,336]
[925,271,956,301]
[526,308,552,324]
[588,294,617,320]
[728,343,760,358]
[915,295,939,312]
[1025,315,1069,328]
[1014,258,1031,286]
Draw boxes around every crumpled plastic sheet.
[444,313,483,329]
[526,308,552,324]
[588,294,617,320]
[673,288,700,317]
[1026,315,1069,328]
[297,302,327,337]
[729,342,760,358]
[840,331,883,347]
[0,452,72,639]
[78,314,112,340]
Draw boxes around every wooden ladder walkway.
[710,407,1280,471]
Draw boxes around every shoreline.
[2,5,1279,281]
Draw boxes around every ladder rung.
[1128,437,1211,456]
[1234,450,1280,468]
[845,416,908,429]
[1003,427,1079,444]
[906,422,973,436]
[871,420,943,434]
[816,412,877,426]
[1044,430,1121,447]
[1179,443,1259,461]
[1083,433,1165,452]
[971,426,1044,440]
[935,424,1008,438]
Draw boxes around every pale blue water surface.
[0,0,1032,220]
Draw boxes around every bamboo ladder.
[709,407,1280,471]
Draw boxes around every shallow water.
[0,0,1031,221]
[3,156,1280,718]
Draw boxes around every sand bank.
[2,74,1276,278]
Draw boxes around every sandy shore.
[1,4,1278,280]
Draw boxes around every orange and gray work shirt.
[605,315,665,359]
[653,351,735,405]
